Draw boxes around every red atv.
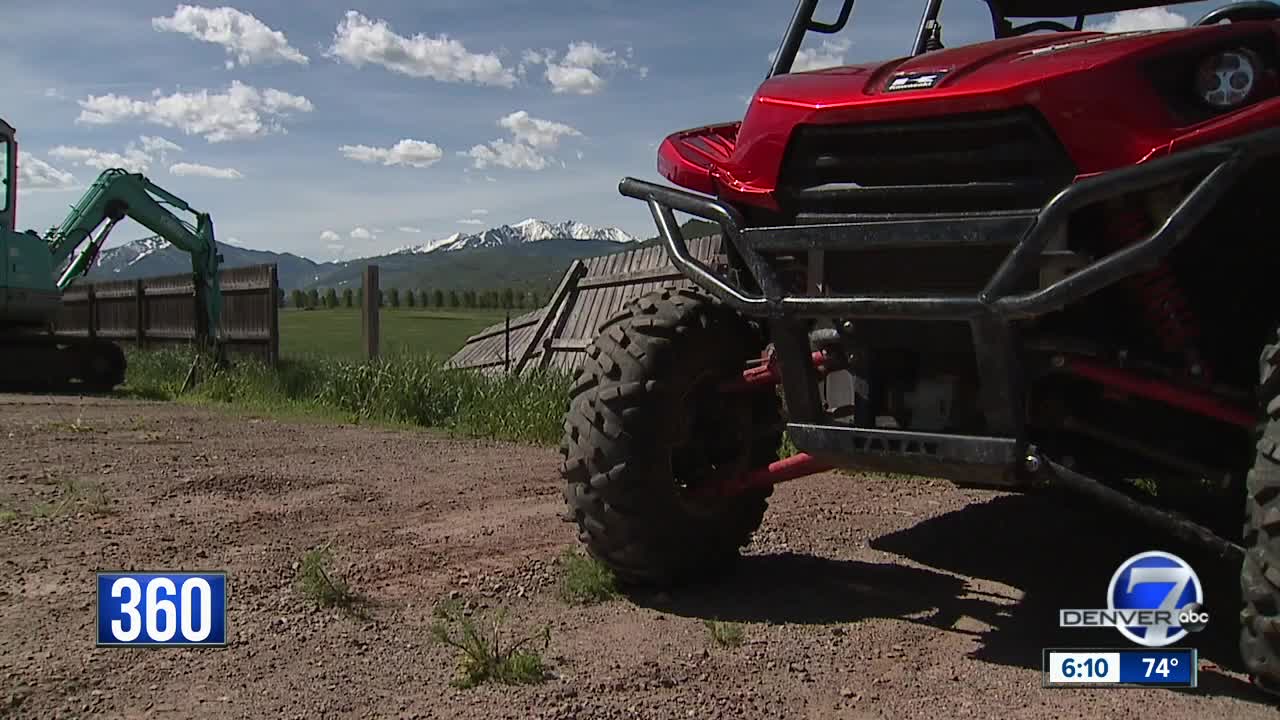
[559,0,1280,690]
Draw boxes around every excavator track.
[0,335,126,393]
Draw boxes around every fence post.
[193,273,209,348]
[362,265,380,360]
[86,285,97,341]
[134,279,147,349]
[504,310,511,373]
[268,264,280,366]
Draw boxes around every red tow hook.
[720,350,830,392]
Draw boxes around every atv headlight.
[1195,49,1261,109]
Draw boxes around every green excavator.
[0,117,222,391]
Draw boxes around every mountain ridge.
[81,218,716,293]
[396,219,635,255]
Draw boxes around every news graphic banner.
[96,572,227,647]
[1058,550,1208,648]
[1042,648,1197,688]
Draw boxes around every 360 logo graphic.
[1058,551,1208,648]
[96,572,227,646]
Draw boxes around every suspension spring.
[1102,202,1210,380]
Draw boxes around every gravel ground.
[0,393,1275,719]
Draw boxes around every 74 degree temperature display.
[1042,648,1197,688]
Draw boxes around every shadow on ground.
[635,492,1271,706]
[637,551,976,626]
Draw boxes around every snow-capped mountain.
[86,237,333,291]
[94,235,171,269]
[397,219,635,255]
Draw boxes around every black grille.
[776,108,1076,217]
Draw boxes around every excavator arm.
[44,169,223,343]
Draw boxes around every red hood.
[705,22,1280,204]
[755,29,1184,107]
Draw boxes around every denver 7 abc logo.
[1059,551,1209,647]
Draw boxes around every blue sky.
[7,0,1222,261]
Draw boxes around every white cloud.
[45,135,189,176]
[169,162,244,179]
[43,87,64,100]
[484,176,497,183]
[339,139,443,168]
[350,227,374,240]
[320,230,340,243]
[499,111,581,150]
[326,243,345,252]
[77,81,313,143]
[456,218,484,225]
[563,42,615,69]
[463,139,550,171]
[541,41,642,95]
[397,226,422,233]
[153,5,308,67]
[223,236,245,246]
[139,135,183,158]
[471,208,489,215]
[769,38,852,73]
[545,64,605,95]
[463,111,583,171]
[1088,8,1188,33]
[49,144,153,173]
[17,153,77,191]
[328,11,516,87]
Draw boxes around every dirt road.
[0,393,1275,718]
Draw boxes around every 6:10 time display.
[1044,651,1122,684]
[1060,656,1109,679]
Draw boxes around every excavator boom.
[1,117,224,391]
[46,168,223,339]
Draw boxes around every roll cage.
[767,0,1208,77]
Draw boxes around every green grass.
[61,478,111,515]
[24,478,111,520]
[430,605,550,689]
[555,548,619,605]
[703,619,745,648]
[295,544,363,612]
[0,508,18,524]
[120,347,572,446]
[280,307,509,361]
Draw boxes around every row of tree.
[285,287,545,311]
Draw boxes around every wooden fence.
[448,236,726,375]
[54,263,280,364]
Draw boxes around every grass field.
[280,307,511,361]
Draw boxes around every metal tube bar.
[1061,356,1256,429]
[994,155,1247,318]
[703,453,834,497]
[1041,460,1243,563]
[768,0,821,78]
[911,0,944,55]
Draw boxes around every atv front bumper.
[619,124,1280,504]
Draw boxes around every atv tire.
[1241,329,1280,693]
[559,287,782,586]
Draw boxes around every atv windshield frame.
[766,0,1204,76]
